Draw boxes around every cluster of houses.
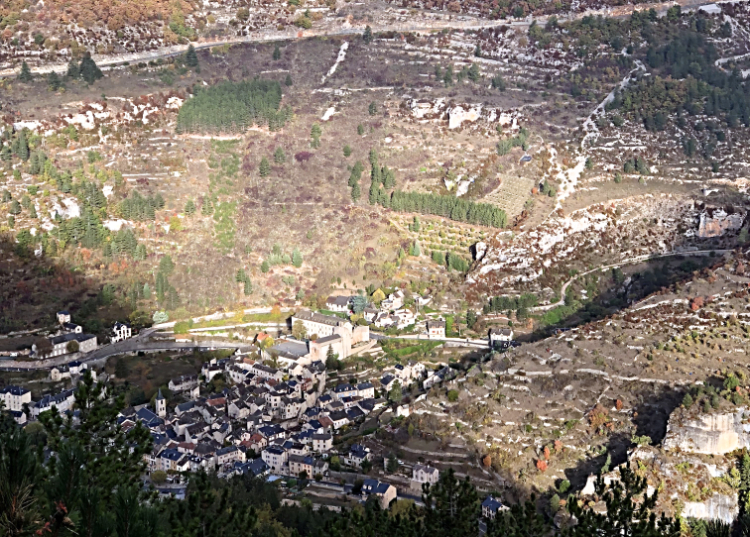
[28,312,135,360]
[30,311,99,358]
[0,365,86,424]
[124,353,401,485]
[325,291,438,335]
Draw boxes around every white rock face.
[683,496,738,524]
[448,104,482,129]
[663,406,750,454]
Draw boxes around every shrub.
[447,389,459,402]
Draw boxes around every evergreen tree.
[468,63,480,82]
[348,160,364,187]
[202,197,214,216]
[66,59,80,79]
[310,123,322,148]
[47,71,63,91]
[185,44,199,68]
[185,199,196,216]
[274,147,286,164]
[273,43,281,60]
[285,74,292,86]
[79,53,104,85]
[15,130,29,161]
[292,247,303,268]
[443,65,454,86]
[422,469,479,537]
[7,215,14,228]
[363,25,373,44]
[9,199,21,215]
[368,101,378,116]
[259,157,271,177]
[562,465,680,537]
[18,61,32,83]
[357,124,364,136]
[351,182,361,201]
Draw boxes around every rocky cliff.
[662,406,750,455]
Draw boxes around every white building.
[0,386,31,411]
[411,464,439,490]
[489,328,513,349]
[261,445,288,472]
[325,295,351,312]
[38,333,98,357]
[426,320,446,339]
[112,322,132,343]
[56,311,72,324]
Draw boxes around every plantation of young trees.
[118,191,165,221]
[384,191,507,228]
[366,150,507,228]
[176,79,292,134]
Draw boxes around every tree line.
[119,190,165,221]
[176,78,292,134]
[381,191,507,228]
[361,150,507,228]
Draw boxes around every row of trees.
[358,150,506,228]
[176,79,292,133]
[484,293,539,315]
[119,191,166,221]
[381,191,507,228]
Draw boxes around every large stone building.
[291,310,368,359]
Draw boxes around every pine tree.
[363,25,373,44]
[259,157,270,177]
[273,43,281,60]
[185,199,196,216]
[79,53,104,85]
[368,101,378,116]
[185,44,199,68]
[18,61,32,82]
[285,74,293,86]
[66,59,80,79]
[351,182,361,201]
[15,130,29,161]
[468,62,480,82]
[563,465,680,537]
[274,147,286,164]
[292,247,303,268]
[422,469,479,537]
[310,123,321,148]
[9,199,21,215]
[357,124,364,136]
[47,71,63,91]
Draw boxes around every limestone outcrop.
[662,406,750,455]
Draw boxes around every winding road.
[532,249,734,312]
[0,0,721,78]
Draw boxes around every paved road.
[0,332,252,371]
[0,0,719,77]
[532,249,734,312]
